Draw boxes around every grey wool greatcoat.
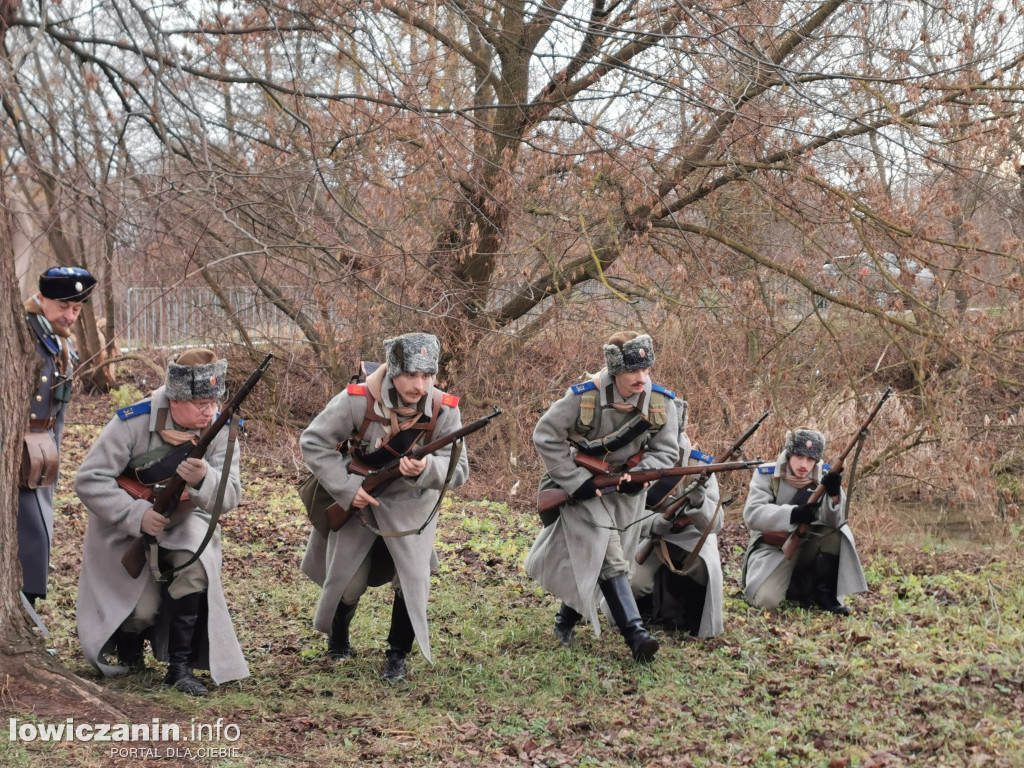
[634,427,725,638]
[524,370,679,635]
[300,384,469,664]
[19,312,75,597]
[74,386,249,684]
[741,452,868,604]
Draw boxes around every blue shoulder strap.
[690,448,714,464]
[757,464,775,475]
[570,381,597,395]
[651,383,676,399]
[117,400,152,421]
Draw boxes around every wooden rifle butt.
[120,539,148,578]
[326,502,353,532]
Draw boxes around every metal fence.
[120,286,311,349]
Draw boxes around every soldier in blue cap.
[19,265,97,606]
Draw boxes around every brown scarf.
[24,295,71,376]
[155,407,200,446]
[365,364,428,439]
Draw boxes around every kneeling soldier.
[630,401,725,638]
[741,429,867,615]
[75,349,249,695]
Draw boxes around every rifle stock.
[635,410,770,565]
[780,387,892,560]
[323,407,502,532]
[120,353,274,577]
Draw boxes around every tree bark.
[0,163,123,716]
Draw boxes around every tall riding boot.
[163,592,209,696]
[553,602,583,646]
[328,601,358,660]
[814,553,851,616]
[681,577,707,637]
[599,574,659,663]
[382,591,416,682]
[114,628,146,672]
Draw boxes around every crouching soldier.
[629,400,725,638]
[741,429,867,615]
[525,332,679,663]
[75,349,249,695]
[301,333,469,683]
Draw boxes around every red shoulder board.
[441,393,459,408]
[347,384,367,395]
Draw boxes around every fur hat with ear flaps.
[384,333,440,379]
[604,334,655,377]
[166,348,228,401]
[784,428,826,461]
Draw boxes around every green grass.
[8,432,1024,767]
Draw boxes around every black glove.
[617,479,646,495]
[571,478,600,501]
[822,471,843,497]
[790,501,820,526]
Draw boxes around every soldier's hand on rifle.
[141,507,169,536]
[822,470,843,499]
[571,478,601,501]
[398,455,427,477]
[651,515,673,537]
[176,457,208,487]
[616,473,647,495]
[686,485,706,508]
[790,501,820,526]
[352,486,381,509]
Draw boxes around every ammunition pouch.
[125,440,196,486]
[19,431,59,489]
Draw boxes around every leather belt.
[29,417,58,431]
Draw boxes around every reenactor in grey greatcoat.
[629,400,726,638]
[525,332,679,662]
[301,333,469,682]
[19,265,96,606]
[75,349,249,696]
[741,429,868,615]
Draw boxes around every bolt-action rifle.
[537,455,762,518]
[780,387,892,560]
[320,407,503,532]
[119,354,273,578]
[635,410,770,565]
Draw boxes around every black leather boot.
[680,577,707,637]
[382,591,415,682]
[114,628,146,673]
[328,601,358,660]
[600,574,659,663]
[814,553,851,616]
[163,592,209,696]
[553,603,583,646]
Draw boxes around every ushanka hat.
[384,333,440,378]
[166,348,228,401]
[38,266,96,302]
[784,428,826,461]
[604,334,655,376]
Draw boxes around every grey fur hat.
[785,428,826,461]
[604,334,655,376]
[385,333,440,378]
[166,349,228,401]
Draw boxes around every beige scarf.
[783,466,815,490]
[365,364,429,439]
[24,295,70,376]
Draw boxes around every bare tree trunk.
[0,164,122,715]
